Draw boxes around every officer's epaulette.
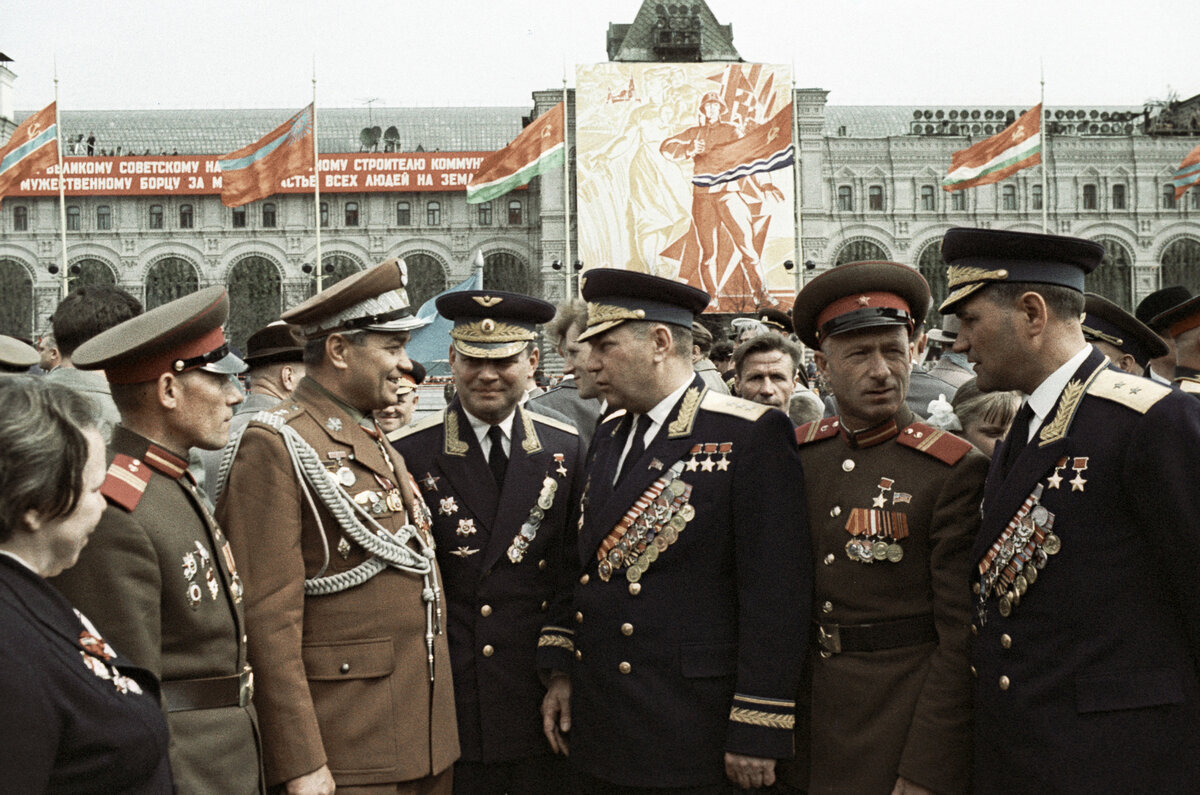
[1086,368,1170,414]
[1180,379,1200,396]
[100,454,153,512]
[389,410,443,442]
[795,417,840,446]
[699,390,771,421]
[897,421,973,465]
[524,409,580,436]
[248,402,305,432]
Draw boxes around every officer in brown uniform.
[780,262,987,795]
[50,286,263,794]
[216,259,458,794]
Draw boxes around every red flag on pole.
[0,102,58,212]
[218,105,314,208]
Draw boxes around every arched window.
[1112,184,1126,210]
[319,202,329,228]
[144,257,199,310]
[404,253,448,310]
[232,206,247,228]
[13,206,28,231]
[0,258,33,339]
[951,191,966,211]
[70,258,116,288]
[1031,184,1043,210]
[1086,239,1132,308]
[227,256,282,350]
[179,203,194,229]
[426,201,441,226]
[920,185,936,211]
[262,202,276,228]
[834,239,888,267]
[397,201,411,226]
[66,205,81,231]
[477,203,492,226]
[149,204,163,229]
[307,254,362,298]
[868,185,884,211]
[917,242,949,330]
[1160,238,1200,296]
[507,200,522,225]
[1163,186,1177,209]
[484,251,534,294]
[96,205,112,230]
[1082,184,1097,211]
[837,185,853,211]
[345,202,359,226]
[1002,185,1017,210]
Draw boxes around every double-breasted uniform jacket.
[784,405,986,795]
[972,347,1200,793]
[1,554,173,793]
[390,398,583,764]
[571,375,811,788]
[51,424,262,794]
[215,377,458,789]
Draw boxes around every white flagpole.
[313,59,324,294]
[1040,64,1048,235]
[562,68,573,297]
[791,68,803,298]
[54,64,69,298]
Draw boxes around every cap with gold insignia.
[791,261,930,349]
[577,269,710,342]
[1136,285,1191,333]
[756,306,791,333]
[939,227,1103,314]
[1150,292,1200,341]
[283,258,429,340]
[243,321,305,367]
[1082,293,1167,368]
[437,290,555,359]
[397,360,426,394]
[0,335,38,372]
[73,286,247,384]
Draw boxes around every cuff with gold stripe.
[537,625,576,673]
[729,694,796,731]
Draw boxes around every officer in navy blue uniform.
[1081,292,1167,376]
[1150,292,1200,398]
[942,227,1200,793]
[562,270,810,792]
[391,290,582,794]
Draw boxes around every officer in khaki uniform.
[216,259,458,794]
[779,262,986,795]
[391,290,582,794]
[51,287,262,794]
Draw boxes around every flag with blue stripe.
[0,102,58,211]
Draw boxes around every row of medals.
[353,486,406,515]
[977,484,1061,620]
[509,476,558,563]
[598,461,695,583]
[846,536,904,564]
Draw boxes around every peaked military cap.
[0,335,38,372]
[1135,285,1192,332]
[73,286,247,384]
[1150,293,1200,340]
[1082,293,1168,367]
[792,261,930,349]
[283,258,429,339]
[243,321,305,367]
[438,290,555,359]
[939,227,1103,314]
[397,360,426,394]
[756,306,791,333]
[577,269,710,342]
[927,314,961,345]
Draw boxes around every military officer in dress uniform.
[778,262,987,795]
[390,290,582,794]
[1149,292,1200,398]
[942,227,1200,793]
[1080,293,1167,376]
[558,269,809,792]
[50,286,263,794]
[216,258,458,795]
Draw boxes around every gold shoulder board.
[700,391,771,421]
[1085,368,1170,414]
[525,410,580,436]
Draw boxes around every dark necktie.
[487,425,508,487]
[1000,402,1035,477]
[617,414,651,486]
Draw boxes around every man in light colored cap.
[390,290,582,794]
[566,269,809,792]
[49,286,262,794]
[781,261,985,795]
[0,334,39,373]
[940,227,1200,793]
[216,258,459,795]
[925,315,975,389]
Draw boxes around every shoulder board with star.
[700,391,771,421]
[795,417,840,446]
[248,402,305,432]
[1179,378,1200,396]
[1086,368,1170,414]
[524,409,580,436]
[388,411,444,442]
[897,422,973,465]
[101,454,153,512]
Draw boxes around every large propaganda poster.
[576,62,795,312]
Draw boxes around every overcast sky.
[6,0,1196,111]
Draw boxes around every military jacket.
[391,399,583,764]
[1173,364,1200,398]
[1,554,173,793]
[51,425,262,794]
[973,348,1200,792]
[784,406,985,795]
[215,377,458,789]
[572,375,810,788]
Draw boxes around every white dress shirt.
[1020,344,1091,443]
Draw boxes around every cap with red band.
[72,286,246,384]
[791,261,931,349]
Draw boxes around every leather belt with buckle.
[815,615,937,657]
[162,665,254,712]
